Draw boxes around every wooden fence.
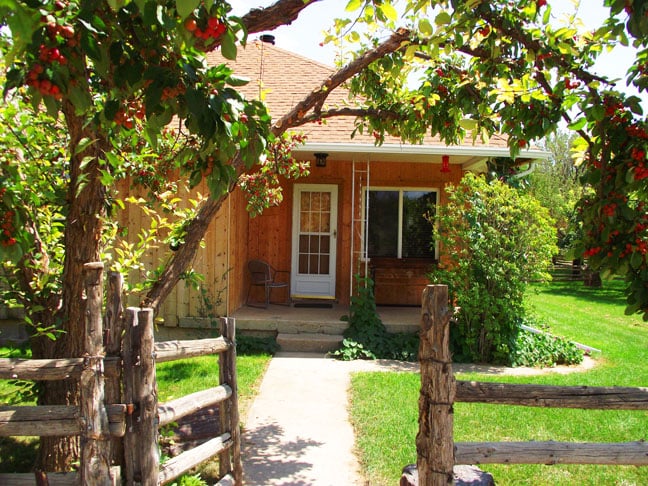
[416,284,648,486]
[0,262,242,485]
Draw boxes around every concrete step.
[276,333,344,353]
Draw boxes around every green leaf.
[99,169,114,186]
[542,5,551,24]
[404,44,418,60]
[5,3,37,51]
[626,96,644,115]
[105,151,121,169]
[419,18,433,36]
[626,168,636,184]
[567,117,587,131]
[631,251,644,270]
[75,138,96,156]
[43,96,59,119]
[226,75,250,87]
[345,0,363,12]
[106,0,126,11]
[220,30,238,60]
[459,119,478,130]
[589,104,605,121]
[378,2,398,21]
[176,0,200,20]
[435,11,452,26]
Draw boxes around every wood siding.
[118,159,462,325]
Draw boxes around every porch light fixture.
[315,152,329,168]
[441,154,451,173]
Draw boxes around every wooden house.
[122,37,549,330]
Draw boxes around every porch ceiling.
[293,142,550,169]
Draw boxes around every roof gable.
[206,40,528,160]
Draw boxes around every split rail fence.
[416,284,648,486]
[0,262,242,485]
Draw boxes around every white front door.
[291,184,338,299]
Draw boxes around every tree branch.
[296,107,401,127]
[272,28,412,135]
[242,0,321,35]
[143,154,247,312]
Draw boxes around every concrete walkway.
[240,352,595,485]
[241,353,416,485]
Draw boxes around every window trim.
[362,186,439,260]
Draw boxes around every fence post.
[219,317,243,485]
[80,262,113,485]
[105,271,125,465]
[122,307,139,485]
[416,284,455,486]
[138,308,159,485]
[122,307,158,486]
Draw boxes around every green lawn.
[350,280,648,485]
[0,346,271,473]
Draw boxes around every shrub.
[509,318,584,367]
[236,335,279,355]
[330,276,418,361]
[431,173,557,364]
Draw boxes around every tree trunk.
[33,102,108,472]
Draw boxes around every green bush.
[431,173,557,364]
[330,276,418,361]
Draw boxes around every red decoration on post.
[441,155,450,173]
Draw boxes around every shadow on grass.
[0,436,37,473]
[156,360,197,383]
[533,280,628,307]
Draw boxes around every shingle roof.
[206,40,510,150]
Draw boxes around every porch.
[230,304,421,353]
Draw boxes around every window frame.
[362,186,439,260]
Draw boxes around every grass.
[0,344,271,473]
[157,352,271,419]
[350,279,648,485]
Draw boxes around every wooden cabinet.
[370,258,435,306]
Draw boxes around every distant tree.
[528,130,583,250]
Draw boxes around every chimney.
[260,34,275,45]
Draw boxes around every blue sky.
[232,1,645,105]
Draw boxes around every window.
[365,188,437,259]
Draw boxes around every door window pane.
[402,191,436,258]
[367,191,399,257]
[367,191,398,257]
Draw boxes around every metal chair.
[246,259,291,308]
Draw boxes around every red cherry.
[60,25,74,38]
[184,18,197,32]
[49,48,61,61]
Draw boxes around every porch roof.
[294,141,550,171]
